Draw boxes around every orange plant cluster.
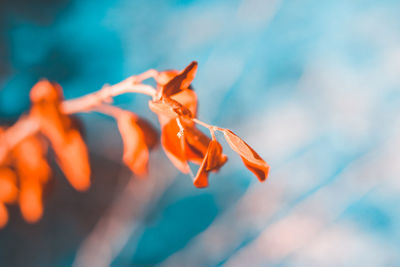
[0,61,269,228]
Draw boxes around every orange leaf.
[154,70,179,86]
[149,97,195,129]
[30,80,82,146]
[223,129,269,181]
[193,160,208,188]
[55,130,91,191]
[171,88,198,118]
[29,80,91,191]
[193,140,226,188]
[161,119,190,173]
[0,168,18,204]
[30,103,69,146]
[135,118,159,150]
[19,180,43,223]
[161,61,198,97]
[183,123,211,165]
[148,100,179,121]
[184,142,205,165]
[12,135,51,184]
[30,79,63,103]
[0,202,8,228]
[150,97,192,118]
[206,140,228,172]
[29,81,78,151]
[117,113,150,176]
[0,127,11,166]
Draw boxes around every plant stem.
[0,75,157,163]
[61,77,156,114]
[192,118,224,133]
[95,104,134,119]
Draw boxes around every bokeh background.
[1,0,400,266]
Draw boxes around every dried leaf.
[0,168,18,204]
[149,97,195,130]
[161,61,198,97]
[206,140,228,172]
[161,119,190,173]
[11,135,50,224]
[171,89,198,118]
[193,140,227,188]
[12,135,51,184]
[184,142,206,165]
[135,118,159,150]
[0,202,8,228]
[154,70,179,86]
[117,113,149,176]
[166,98,193,118]
[148,100,179,121]
[30,80,83,146]
[193,159,208,188]
[55,130,91,191]
[29,80,91,191]
[150,98,192,118]
[19,180,43,223]
[223,129,269,181]
[30,79,63,103]
[183,123,211,165]
[0,127,10,166]
[160,116,229,175]
[30,103,69,146]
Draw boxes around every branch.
[61,77,156,114]
[0,74,157,163]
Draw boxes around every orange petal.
[19,181,43,223]
[55,130,91,191]
[0,202,8,228]
[161,61,198,97]
[223,129,269,181]
[117,113,149,176]
[0,168,18,204]
[161,119,190,173]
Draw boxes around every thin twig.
[95,104,133,119]
[192,118,224,135]
[0,75,157,163]
[61,77,156,114]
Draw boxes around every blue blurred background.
[1,0,400,266]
